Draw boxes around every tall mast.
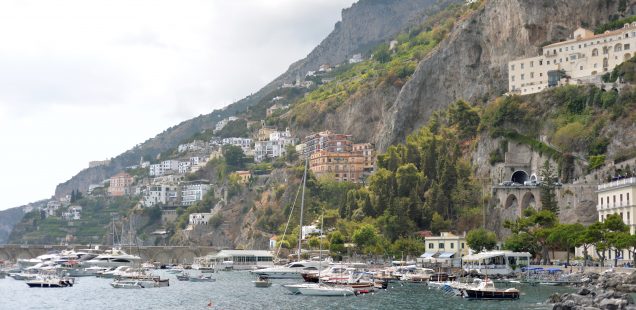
[298,158,308,261]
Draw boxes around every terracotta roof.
[111,171,132,179]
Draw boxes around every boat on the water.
[460,278,520,300]
[110,279,143,289]
[283,283,321,294]
[253,276,272,287]
[26,276,75,288]
[188,275,215,283]
[297,283,355,296]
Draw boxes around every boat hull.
[462,289,520,300]
[297,286,355,296]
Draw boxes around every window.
[628,212,631,224]
[521,74,525,80]
[461,243,465,249]
[540,73,543,77]
[579,44,581,48]
[428,243,434,249]
[594,63,598,68]
[626,44,631,50]
[511,75,515,82]
[559,48,562,52]
[539,60,543,65]
[450,243,454,249]
[530,72,534,78]
[511,64,515,71]
[547,61,550,65]
[580,66,583,70]
[602,215,604,221]
[621,194,623,204]
[628,193,630,205]
[521,63,524,69]
[439,243,445,249]
[614,195,616,205]
[530,61,534,67]
[601,198,604,206]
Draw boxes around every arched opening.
[592,48,599,57]
[505,194,518,209]
[511,170,529,184]
[615,43,623,52]
[521,192,536,210]
[603,46,610,55]
[603,57,609,70]
[530,174,537,182]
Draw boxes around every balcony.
[598,177,636,191]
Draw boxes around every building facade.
[597,177,636,233]
[181,184,211,206]
[108,172,134,196]
[222,137,253,153]
[509,25,636,95]
[302,131,353,157]
[424,232,469,257]
[309,150,365,183]
[143,184,179,207]
[189,212,214,225]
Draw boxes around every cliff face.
[377,0,636,150]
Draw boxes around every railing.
[598,177,636,190]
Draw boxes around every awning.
[420,252,435,258]
[438,252,455,258]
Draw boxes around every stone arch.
[177,250,197,264]
[505,194,519,209]
[152,251,173,264]
[521,192,537,210]
[625,53,632,61]
[592,48,599,57]
[511,170,529,184]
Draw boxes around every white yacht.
[250,261,323,279]
[297,283,355,296]
[84,249,141,268]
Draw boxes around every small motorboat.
[283,283,320,294]
[176,273,190,281]
[460,279,520,300]
[253,276,272,288]
[188,275,216,282]
[110,279,143,289]
[26,277,75,288]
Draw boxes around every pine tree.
[539,160,558,214]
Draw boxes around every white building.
[214,116,239,133]
[222,137,253,153]
[423,232,469,259]
[143,185,179,207]
[178,161,191,174]
[301,225,321,240]
[150,160,180,176]
[189,212,214,225]
[349,53,363,64]
[575,177,636,263]
[62,205,82,220]
[181,184,211,206]
[509,25,636,95]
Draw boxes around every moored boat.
[26,276,75,288]
[253,276,272,287]
[460,278,520,300]
[297,284,355,296]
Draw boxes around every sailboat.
[296,211,355,297]
[252,159,326,280]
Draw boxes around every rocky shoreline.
[548,270,636,310]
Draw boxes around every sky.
[0,0,356,210]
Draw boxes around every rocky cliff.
[378,0,636,150]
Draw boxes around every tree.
[466,228,497,253]
[547,223,584,265]
[352,224,378,254]
[576,224,602,267]
[222,144,246,168]
[539,160,559,214]
[391,237,425,258]
[503,208,557,264]
[372,44,391,63]
[430,212,451,234]
[285,144,298,162]
[329,231,345,259]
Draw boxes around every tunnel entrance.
[511,170,530,184]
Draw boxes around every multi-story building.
[302,131,352,157]
[309,150,365,183]
[149,160,179,176]
[143,184,179,207]
[597,177,636,233]
[254,129,295,162]
[508,25,636,95]
[234,171,252,184]
[424,232,469,257]
[108,172,134,196]
[257,126,277,141]
[181,183,211,206]
[352,143,376,173]
[222,137,253,153]
[178,161,191,174]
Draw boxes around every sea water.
[0,271,574,310]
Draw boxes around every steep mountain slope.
[52,0,459,199]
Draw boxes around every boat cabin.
[199,250,274,270]
[462,251,531,275]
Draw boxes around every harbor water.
[0,271,574,310]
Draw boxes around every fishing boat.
[460,278,520,300]
[253,276,272,288]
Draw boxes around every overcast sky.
[0,0,356,211]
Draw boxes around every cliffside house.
[509,25,636,95]
[108,172,134,197]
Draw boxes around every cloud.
[0,0,356,210]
